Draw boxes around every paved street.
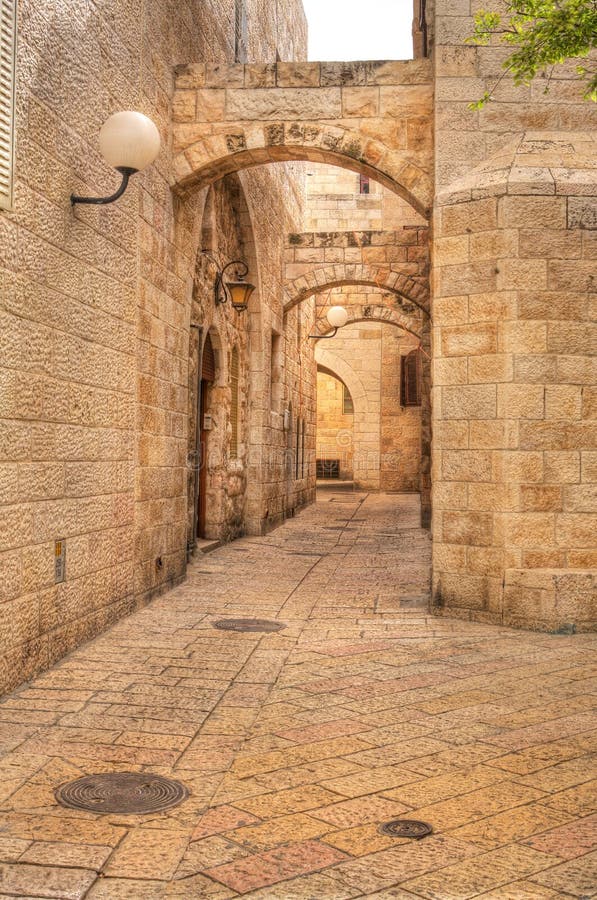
[0,492,595,898]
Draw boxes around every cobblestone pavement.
[0,492,595,899]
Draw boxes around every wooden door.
[197,333,216,539]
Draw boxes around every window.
[359,174,370,195]
[230,346,240,458]
[271,330,282,411]
[0,0,17,211]
[401,349,422,407]
[235,0,248,62]
[342,383,354,415]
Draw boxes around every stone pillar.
[432,134,596,631]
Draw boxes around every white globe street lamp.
[71,111,161,207]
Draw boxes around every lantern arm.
[215,260,249,306]
[308,327,338,340]
[71,166,137,207]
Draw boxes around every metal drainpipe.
[189,324,203,558]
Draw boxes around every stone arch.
[313,303,423,341]
[172,61,433,218]
[283,266,429,315]
[315,347,369,417]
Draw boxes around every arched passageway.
[172,60,433,217]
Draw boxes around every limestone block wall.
[316,314,423,492]
[316,371,355,480]
[433,0,597,189]
[305,164,426,231]
[432,134,596,631]
[0,0,308,693]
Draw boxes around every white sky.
[302,0,413,61]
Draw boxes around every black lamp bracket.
[308,327,339,340]
[71,166,137,207]
[214,259,249,306]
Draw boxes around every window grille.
[359,174,370,195]
[400,349,422,407]
[0,0,17,211]
[230,346,240,458]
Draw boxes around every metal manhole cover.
[55,772,188,814]
[213,618,286,633]
[378,819,433,839]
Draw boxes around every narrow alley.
[0,493,595,898]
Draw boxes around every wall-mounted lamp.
[213,259,255,312]
[71,111,161,207]
[309,305,349,339]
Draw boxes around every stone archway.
[172,60,433,217]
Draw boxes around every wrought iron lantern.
[214,260,255,312]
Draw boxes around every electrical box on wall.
[203,414,214,431]
[54,539,66,583]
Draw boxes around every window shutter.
[401,349,422,407]
[230,346,239,458]
[0,0,17,210]
[202,333,216,382]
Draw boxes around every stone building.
[0,0,595,692]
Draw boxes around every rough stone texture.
[432,134,597,630]
[0,492,595,897]
[172,60,434,217]
[0,0,309,694]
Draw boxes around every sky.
[302,0,413,61]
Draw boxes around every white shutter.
[0,0,17,211]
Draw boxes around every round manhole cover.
[55,772,188,815]
[378,819,433,839]
[213,618,286,633]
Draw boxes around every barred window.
[0,0,17,210]
[230,346,240,458]
[401,349,422,407]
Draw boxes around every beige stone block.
[433,357,468,386]
[437,572,490,610]
[500,320,547,354]
[434,420,469,449]
[433,295,468,326]
[434,236,469,266]
[497,259,548,293]
[442,450,493,482]
[556,515,597,548]
[518,228,581,259]
[172,90,196,122]
[545,386,582,420]
[276,62,321,87]
[518,291,588,322]
[433,482,469,508]
[544,451,580,484]
[230,87,342,120]
[379,85,432,116]
[467,546,505,577]
[433,542,468,572]
[439,262,497,296]
[514,354,557,384]
[548,322,596,356]
[441,324,497,357]
[581,451,597,483]
[0,550,21,603]
[499,451,544,483]
[498,196,567,230]
[443,511,494,546]
[468,354,513,384]
[557,355,596,385]
[468,291,517,323]
[500,513,555,548]
[497,384,545,419]
[439,199,497,237]
[521,485,563,512]
[562,484,597,513]
[442,384,496,420]
[436,45,478,77]
[195,89,226,122]
[468,483,519,512]
[342,88,380,117]
[520,421,596,451]
[548,260,595,293]
[469,229,518,261]
[469,420,517,450]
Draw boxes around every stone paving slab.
[0,492,595,898]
